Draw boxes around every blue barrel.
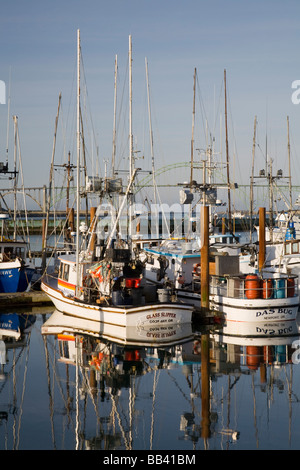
[275,345,286,363]
[273,279,285,299]
[285,222,296,240]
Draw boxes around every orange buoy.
[262,278,273,299]
[245,274,261,299]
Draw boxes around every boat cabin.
[57,255,92,296]
[0,240,28,262]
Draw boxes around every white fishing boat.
[141,239,300,322]
[211,318,299,346]
[208,270,299,322]
[41,246,193,328]
[41,308,194,347]
[41,31,193,329]
[0,231,35,293]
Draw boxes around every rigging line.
[195,73,211,139]
[150,368,161,450]
[15,332,31,450]
[110,392,131,450]
[44,338,78,434]
[212,79,224,141]
[113,56,129,174]
[166,369,191,404]
[80,367,101,425]
[78,49,99,167]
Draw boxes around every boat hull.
[41,279,193,328]
[209,293,299,322]
[0,262,35,293]
[175,287,299,322]
[41,309,194,347]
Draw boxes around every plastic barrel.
[246,346,262,370]
[273,279,285,299]
[287,277,295,297]
[262,279,273,299]
[245,274,261,299]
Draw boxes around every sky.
[1,0,300,211]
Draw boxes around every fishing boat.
[41,308,194,347]
[0,312,36,340]
[208,268,299,322]
[0,115,36,293]
[0,233,35,293]
[41,31,193,329]
[41,243,193,328]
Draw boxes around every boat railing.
[210,273,298,300]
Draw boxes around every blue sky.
[1,0,300,209]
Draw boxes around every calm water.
[1,306,300,451]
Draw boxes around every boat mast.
[76,29,81,290]
[13,115,17,240]
[224,69,232,233]
[145,57,156,204]
[287,116,292,211]
[112,55,118,176]
[250,115,257,243]
[190,68,196,187]
[129,35,133,181]
[128,35,134,238]
[41,93,61,272]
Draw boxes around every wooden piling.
[201,333,211,439]
[201,206,209,309]
[258,207,266,272]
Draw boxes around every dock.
[0,290,53,309]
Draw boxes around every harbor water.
[3,231,300,452]
[1,306,300,451]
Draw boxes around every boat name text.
[256,308,293,317]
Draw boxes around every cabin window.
[59,341,70,359]
[285,243,291,255]
[62,264,70,281]
[292,242,299,254]
[3,248,13,260]
[59,263,70,281]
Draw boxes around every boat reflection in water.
[39,307,300,450]
[41,309,197,450]
[211,319,300,371]
[0,312,36,448]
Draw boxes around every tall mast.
[145,57,156,204]
[190,68,196,187]
[129,35,133,180]
[76,29,81,289]
[13,115,17,240]
[224,69,232,232]
[287,115,292,211]
[128,35,133,238]
[112,55,118,176]
[41,93,61,272]
[250,115,257,242]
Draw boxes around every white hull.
[209,293,299,322]
[41,280,193,328]
[41,309,194,347]
[175,286,299,322]
[212,319,299,346]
